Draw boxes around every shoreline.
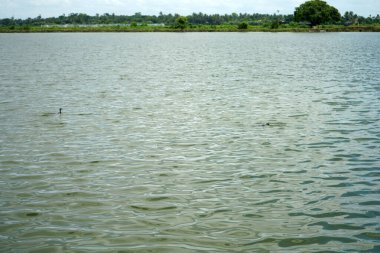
[1,25,380,33]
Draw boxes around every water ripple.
[0,32,379,252]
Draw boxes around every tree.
[237,22,248,29]
[270,19,280,29]
[343,11,358,25]
[294,0,341,26]
[175,16,188,30]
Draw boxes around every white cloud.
[29,0,71,6]
[102,0,125,6]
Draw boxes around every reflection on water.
[0,32,380,252]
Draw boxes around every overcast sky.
[1,0,379,19]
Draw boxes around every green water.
[0,32,379,252]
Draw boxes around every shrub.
[237,22,248,29]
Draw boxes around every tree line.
[0,12,292,27]
[1,11,379,27]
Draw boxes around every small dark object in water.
[266,122,270,126]
[26,212,39,217]
[59,108,62,114]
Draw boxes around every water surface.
[0,32,380,252]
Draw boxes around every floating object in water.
[41,109,60,117]
[260,122,287,127]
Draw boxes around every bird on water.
[59,108,62,114]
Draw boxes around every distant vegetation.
[0,12,295,27]
[237,22,249,30]
[294,0,341,26]
[175,16,188,30]
[0,0,379,32]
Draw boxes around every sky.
[1,0,379,19]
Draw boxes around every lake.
[0,32,379,252]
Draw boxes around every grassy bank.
[1,24,380,33]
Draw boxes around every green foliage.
[0,12,296,27]
[22,25,31,31]
[271,20,280,29]
[294,0,341,26]
[237,22,248,29]
[1,23,380,33]
[175,16,188,30]
[0,9,379,31]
